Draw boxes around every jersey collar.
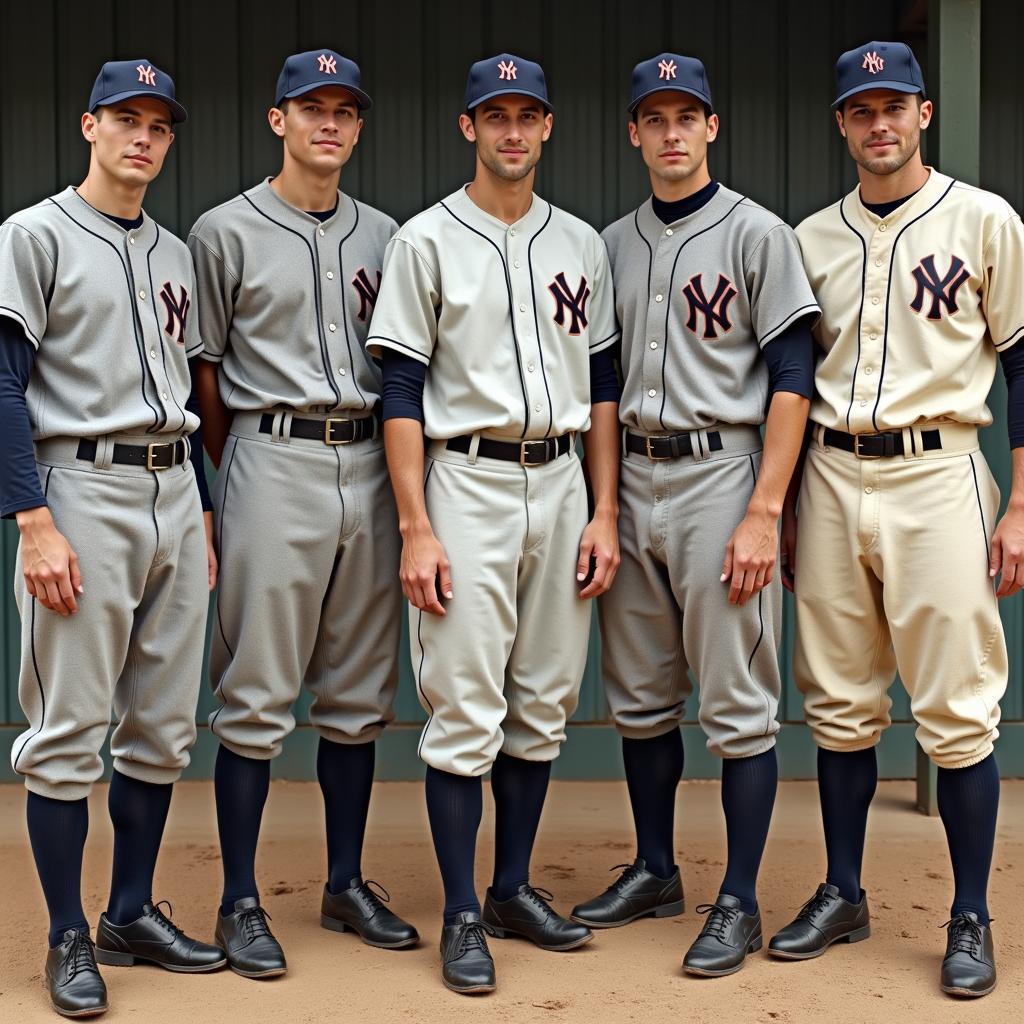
[846,167,951,231]
[445,184,551,241]
[59,186,157,247]
[634,183,737,241]
[250,177,356,235]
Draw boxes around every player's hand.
[577,512,620,599]
[780,502,798,593]
[722,507,778,606]
[15,506,83,616]
[203,511,218,591]
[400,521,452,616]
[990,503,1024,598]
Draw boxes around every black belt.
[626,430,723,461]
[258,413,378,445]
[822,427,942,458]
[76,438,188,471]
[446,433,574,466]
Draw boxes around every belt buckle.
[853,435,882,460]
[520,439,549,466]
[644,436,671,461]
[324,417,352,446]
[146,441,173,471]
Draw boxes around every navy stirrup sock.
[425,766,482,924]
[106,771,174,925]
[719,748,778,915]
[26,792,90,948]
[622,729,684,879]
[317,737,376,893]
[215,744,271,916]
[490,752,552,900]
[818,746,877,904]
[938,753,999,924]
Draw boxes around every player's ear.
[918,98,933,130]
[268,106,287,138]
[705,112,719,144]
[541,111,553,142]
[81,111,98,143]
[834,109,847,138]
[458,112,476,143]
[627,120,641,149]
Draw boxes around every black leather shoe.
[45,929,108,1018]
[570,858,684,928]
[483,885,593,951]
[440,911,496,995]
[214,898,287,979]
[321,876,419,949]
[940,913,996,997]
[682,894,762,977]
[768,883,870,960]
[96,901,226,972]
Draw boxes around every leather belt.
[258,413,378,445]
[446,432,574,466]
[76,438,188,471]
[626,430,723,461]
[822,427,942,459]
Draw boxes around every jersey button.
[319,228,325,237]
[878,223,887,231]
[860,400,868,407]
[871,296,879,305]
[865,366,873,374]
[161,392,168,401]
[527,362,536,372]
[326,271,334,280]
[149,350,156,359]
[655,294,664,302]
[874,258,883,267]
[138,289,146,300]
[655,494,663,502]
[519,303,526,312]
[865,486,873,494]
[329,323,337,332]
[534,404,542,412]
[870,333,878,340]
[650,341,658,349]
[514,260,521,269]
[665,228,673,236]
[648,388,657,397]
[129,236,136,245]
[510,228,517,236]
[338,368,347,376]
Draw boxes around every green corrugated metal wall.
[1,0,1022,778]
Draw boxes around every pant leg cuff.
[111,758,185,786]
[24,776,95,802]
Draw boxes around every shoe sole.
[320,914,419,949]
[95,948,227,973]
[486,924,594,952]
[442,978,496,995]
[766,924,871,960]
[226,962,288,979]
[50,1002,108,1019]
[941,981,996,998]
[570,898,685,930]
[683,936,763,977]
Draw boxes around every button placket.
[128,242,177,420]
[506,230,545,424]
[642,237,675,424]
[316,227,349,401]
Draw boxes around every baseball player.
[366,53,621,994]
[189,49,417,979]
[569,54,820,978]
[0,60,225,1017]
[767,42,1024,999]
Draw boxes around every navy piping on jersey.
[838,197,868,432]
[335,195,368,412]
[144,224,187,433]
[0,307,40,346]
[873,179,957,430]
[968,454,991,566]
[415,461,437,761]
[12,465,54,774]
[439,200,531,437]
[997,325,1024,350]
[657,195,747,430]
[632,209,654,302]
[370,334,425,361]
[47,199,161,431]
[526,203,556,437]
[241,193,342,409]
[758,303,820,346]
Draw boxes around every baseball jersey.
[602,185,819,435]
[188,178,397,413]
[796,169,1024,433]
[0,187,200,439]
[366,186,619,440]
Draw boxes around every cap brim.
[93,89,187,123]
[832,81,924,109]
[467,87,553,113]
[628,84,712,114]
[280,81,372,110]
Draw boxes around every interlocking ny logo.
[159,282,190,344]
[910,254,970,320]
[136,64,157,86]
[352,268,382,323]
[862,51,885,74]
[498,59,518,81]
[317,53,337,75]
[658,59,678,81]
[548,272,590,335]
[683,273,738,339]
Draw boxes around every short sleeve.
[183,265,204,357]
[187,226,237,364]
[747,224,821,347]
[983,213,1024,352]
[365,237,440,365]
[0,222,55,350]
[587,236,620,354]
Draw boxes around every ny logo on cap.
[910,254,970,321]
[352,267,382,323]
[136,64,157,86]
[683,273,737,340]
[317,53,337,75]
[498,59,518,81]
[861,51,885,74]
[159,282,191,345]
[658,59,678,81]
[549,273,590,336]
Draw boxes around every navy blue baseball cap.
[832,41,926,110]
[629,53,713,114]
[465,53,552,112]
[88,59,187,123]
[275,49,372,110]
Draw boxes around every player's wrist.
[591,501,619,522]
[15,505,55,535]
[399,514,434,538]
[746,499,782,520]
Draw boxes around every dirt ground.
[0,779,1020,1024]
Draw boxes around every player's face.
[837,90,933,176]
[271,87,363,174]
[82,98,175,186]
[629,93,718,184]
[460,96,553,182]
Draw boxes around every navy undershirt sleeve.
[763,316,816,399]
[999,343,1024,449]
[185,358,213,511]
[0,316,45,518]
[590,342,622,403]
[381,348,427,422]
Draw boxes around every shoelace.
[456,919,497,955]
[238,905,274,942]
[941,914,986,956]
[695,902,740,941]
[354,879,391,915]
[796,889,836,922]
[65,930,99,979]
[607,863,644,895]
[520,886,557,916]
[145,900,183,938]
